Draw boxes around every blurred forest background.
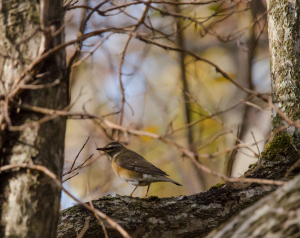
[62,0,270,209]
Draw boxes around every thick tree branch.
[57,184,275,238]
[206,174,300,238]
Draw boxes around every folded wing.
[116,150,169,176]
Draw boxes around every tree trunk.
[268,0,300,133]
[0,1,68,237]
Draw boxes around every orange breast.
[111,159,143,182]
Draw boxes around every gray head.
[96,142,125,160]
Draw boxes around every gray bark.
[58,184,275,238]
[267,0,300,132]
[0,1,68,237]
[206,174,300,238]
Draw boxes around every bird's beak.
[96,147,106,151]
[96,147,109,152]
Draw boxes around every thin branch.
[86,182,108,238]
[62,154,94,177]
[18,79,61,90]
[118,3,150,126]
[134,32,267,98]
[15,104,288,186]
[76,218,90,238]
[251,131,261,157]
[70,136,90,172]
[62,172,79,183]
[72,33,114,68]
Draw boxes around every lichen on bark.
[0,1,68,237]
[206,174,300,238]
[57,184,276,238]
[267,0,300,133]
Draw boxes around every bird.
[97,142,182,197]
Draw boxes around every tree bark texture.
[58,184,275,238]
[0,1,68,237]
[206,174,300,238]
[267,0,300,132]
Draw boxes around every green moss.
[61,205,79,216]
[261,133,293,161]
[209,183,225,190]
[101,194,113,200]
[292,111,300,121]
[271,114,284,130]
[248,163,257,169]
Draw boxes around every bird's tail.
[157,176,182,186]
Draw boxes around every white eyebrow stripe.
[108,144,121,148]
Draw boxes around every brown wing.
[116,150,168,176]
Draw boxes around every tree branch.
[57,183,275,238]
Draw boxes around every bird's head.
[96,142,125,160]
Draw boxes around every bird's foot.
[143,193,149,198]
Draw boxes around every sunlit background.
[61,0,271,209]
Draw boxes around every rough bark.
[57,184,281,238]
[58,185,275,238]
[206,174,300,238]
[268,0,300,132]
[0,1,67,237]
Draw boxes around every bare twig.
[240,99,263,111]
[86,182,108,238]
[76,218,90,238]
[251,131,261,157]
[18,79,61,90]
[62,172,79,183]
[70,136,90,172]
[118,3,150,126]
[62,154,94,177]
[72,33,114,68]
[9,102,286,185]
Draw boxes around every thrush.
[97,142,182,197]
